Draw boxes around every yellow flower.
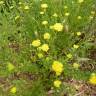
[52,61,63,76]
[73,44,79,49]
[32,39,41,47]
[77,16,82,20]
[40,11,45,15]
[44,33,50,40]
[41,3,48,9]
[78,0,84,3]
[89,73,96,85]
[73,63,80,69]
[18,2,22,5]
[38,53,43,58]
[42,21,48,25]
[10,87,17,94]
[54,80,61,88]
[67,53,72,59]
[65,12,70,16]
[7,63,15,71]
[52,23,63,32]
[64,6,68,9]
[41,44,49,52]
[76,32,81,36]
[24,5,29,10]
[53,13,58,17]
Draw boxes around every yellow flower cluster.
[89,73,96,85]
[52,61,63,76]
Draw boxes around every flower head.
[52,61,63,76]
[24,5,29,10]
[64,6,68,9]
[52,23,63,32]
[40,11,45,15]
[7,62,15,71]
[41,3,48,9]
[10,87,17,94]
[77,16,82,20]
[41,44,49,52]
[76,32,81,36]
[44,33,50,40]
[89,73,96,85]
[73,44,79,49]
[78,0,84,3]
[32,39,41,47]
[54,80,61,88]
[67,53,72,59]
[42,21,48,25]
[65,12,70,16]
